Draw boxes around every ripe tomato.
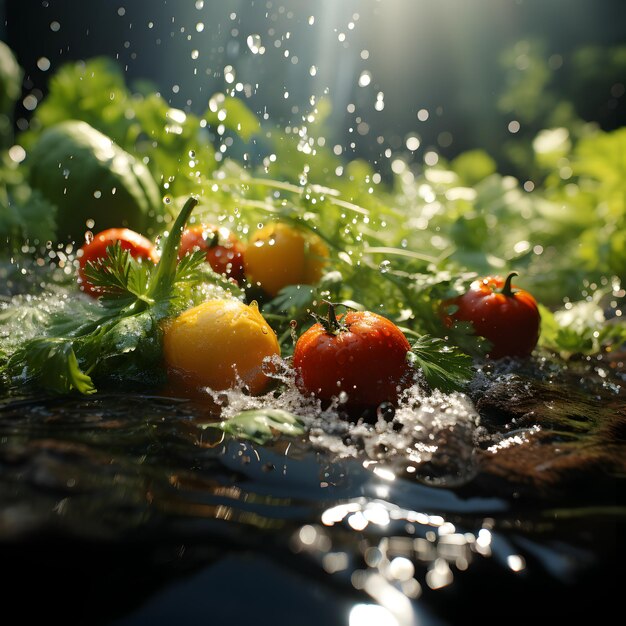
[244,222,329,297]
[162,298,281,395]
[292,304,413,408]
[77,227,159,296]
[178,223,246,283]
[442,272,541,359]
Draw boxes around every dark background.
[2,0,626,176]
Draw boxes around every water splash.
[201,355,481,488]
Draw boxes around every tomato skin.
[244,222,329,297]
[162,299,280,395]
[443,274,541,359]
[292,311,413,408]
[178,224,245,283]
[77,227,159,296]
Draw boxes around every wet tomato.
[442,272,541,359]
[292,304,413,408]
[162,298,280,395]
[244,222,329,297]
[77,227,159,296]
[178,223,245,283]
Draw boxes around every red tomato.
[77,227,159,296]
[442,272,541,359]
[178,223,245,283]
[292,305,413,408]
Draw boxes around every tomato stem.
[501,272,518,297]
[326,301,342,333]
[205,228,220,249]
[311,300,345,335]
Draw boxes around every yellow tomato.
[244,222,329,297]
[162,298,280,395]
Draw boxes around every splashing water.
[202,354,481,488]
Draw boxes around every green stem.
[312,300,344,334]
[277,326,294,346]
[149,196,199,302]
[501,272,518,297]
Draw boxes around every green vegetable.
[21,57,218,200]
[0,40,22,147]
[27,120,163,243]
[0,153,57,251]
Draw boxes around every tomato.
[77,227,159,296]
[442,272,541,359]
[178,223,246,283]
[292,304,413,408]
[244,222,329,297]
[162,298,281,395]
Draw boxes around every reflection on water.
[0,346,623,624]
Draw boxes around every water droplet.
[23,94,38,111]
[8,145,26,163]
[379,260,391,274]
[406,135,420,151]
[36,57,51,71]
[247,34,263,54]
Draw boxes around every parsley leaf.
[406,334,474,393]
[8,337,96,395]
[203,408,306,445]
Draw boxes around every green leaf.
[204,94,260,142]
[451,149,497,186]
[98,312,157,358]
[406,335,474,393]
[267,284,318,314]
[537,297,622,357]
[8,337,95,395]
[21,57,133,149]
[0,40,22,144]
[174,249,209,284]
[203,408,306,445]
[83,241,153,303]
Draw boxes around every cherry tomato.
[162,298,281,395]
[292,304,413,408]
[442,272,541,359]
[178,223,246,283]
[77,227,159,296]
[244,222,329,297]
